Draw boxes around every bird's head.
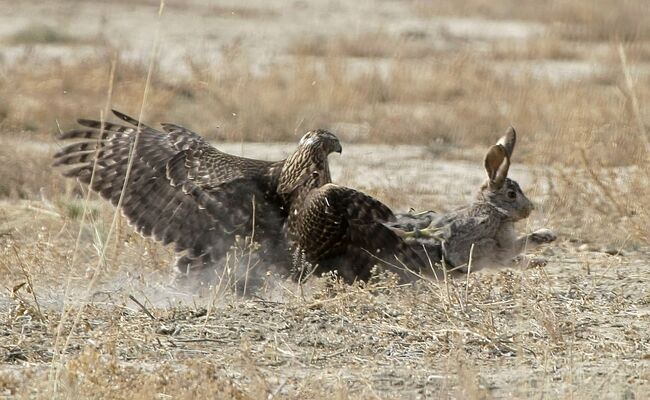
[298,129,342,156]
[277,129,342,197]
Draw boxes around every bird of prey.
[282,169,428,283]
[53,110,342,275]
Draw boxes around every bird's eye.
[507,190,517,199]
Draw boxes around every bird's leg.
[399,226,439,239]
[409,209,437,217]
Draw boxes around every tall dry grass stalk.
[47,1,167,394]
[617,43,650,243]
[549,44,649,247]
[47,62,117,393]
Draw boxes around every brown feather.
[53,110,341,276]
[286,183,426,283]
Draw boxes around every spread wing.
[53,110,286,271]
[291,184,426,282]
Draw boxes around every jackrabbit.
[391,127,556,274]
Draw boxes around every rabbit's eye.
[507,190,517,199]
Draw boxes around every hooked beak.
[334,140,342,154]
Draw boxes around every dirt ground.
[0,0,649,399]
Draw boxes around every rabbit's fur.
[392,127,556,273]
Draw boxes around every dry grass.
[0,56,175,135]
[7,24,99,46]
[289,31,443,59]
[0,142,60,199]
[1,205,648,398]
[412,0,650,42]
[1,46,647,161]
[1,0,649,398]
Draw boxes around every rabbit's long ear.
[484,144,506,182]
[497,126,517,159]
[484,144,507,186]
